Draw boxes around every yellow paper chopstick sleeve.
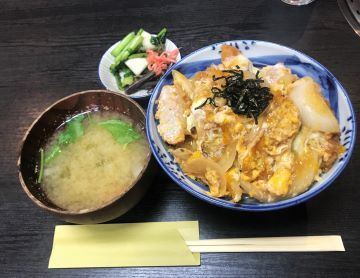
[48,221,200,268]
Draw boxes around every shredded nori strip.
[195,67,273,124]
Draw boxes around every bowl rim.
[18,89,152,215]
[98,37,181,100]
[146,39,357,211]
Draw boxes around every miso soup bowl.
[18,90,155,224]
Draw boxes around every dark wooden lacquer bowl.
[18,90,155,224]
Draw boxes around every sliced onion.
[238,118,265,165]
[172,70,194,99]
[288,77,339,133]
[287,151,320,197]
[229,183,242,202]
[217,142,237,172]
[238,178,275,203]
[182,156,226,197]
[170,148,193,162]
[292,126,311,154]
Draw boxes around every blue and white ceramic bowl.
[147,40,356,211]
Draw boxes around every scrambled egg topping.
[156,45,342,203]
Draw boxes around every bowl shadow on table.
[196,199,309,239]
[232,0,318,45]
[135,97,151,111]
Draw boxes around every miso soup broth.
[39,111,149,212]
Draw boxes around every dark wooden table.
[1,0,359,277]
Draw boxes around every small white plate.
[98,37,180,99]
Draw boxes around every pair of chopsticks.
[186,235,345,252]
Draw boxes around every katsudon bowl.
[146,40,356,211]
[18,90,155,224]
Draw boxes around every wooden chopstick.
[186,235,345,253]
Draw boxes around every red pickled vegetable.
[146,48,179,76]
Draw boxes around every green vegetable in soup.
[99,119,141,145]
[39,112,149,211]
[45,145,61,165]
[37,148,44,183]
[58,115,85,145]
[38,113,143,185]
[44,114,85,165]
